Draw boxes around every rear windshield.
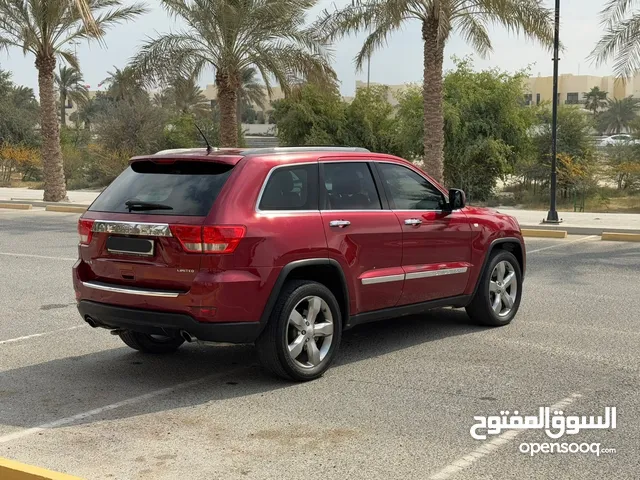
[89,161,233,216]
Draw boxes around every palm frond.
[600,0,637,26]
[590,12,640,78]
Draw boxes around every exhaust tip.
[85,316,98,328]
[180,330,196,343]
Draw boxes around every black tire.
[466,250,523,327]
[118,330,185,354]
[256,280,342,381]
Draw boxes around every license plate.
[106,236,154,256]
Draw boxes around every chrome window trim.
[82,281,182,298]
[361,274,405,285]
[255,162,320,214]
[92,220,173,237]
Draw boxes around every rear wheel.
[118,330,184,354]
[256,280,342,381]
[466,250,522,326]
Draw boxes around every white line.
[0,251,76,261]
[428,393,583,480]
[0,326,84,345]
[0,368,243,444]
[528,235,598,254]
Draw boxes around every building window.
[536,93,541,105]
[566,92,579,105]
[523,94,532,106]
[557,93,561,105]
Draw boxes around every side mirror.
[448,189,466,210]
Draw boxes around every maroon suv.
[73,147,525,381]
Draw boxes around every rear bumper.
[77,300,263,343]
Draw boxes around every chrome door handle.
[329,220,351,228]
[404,218,422,226]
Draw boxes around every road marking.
[0,368,245,444]
[0,326,84,345]
[428,393,583,480]
[0,252,76,261]
[527,235,598,254]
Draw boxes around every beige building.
[524,73,640,106]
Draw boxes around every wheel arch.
[470,238,525,299]
[259,259,350,333]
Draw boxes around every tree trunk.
[36,54,67,202]
[216,72,238,147]
[422,17,446,185]
[60,91,67,127]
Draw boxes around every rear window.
[89,161,233,216]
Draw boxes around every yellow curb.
[521,229,568,239]
[45,205,86,213]
[0,203,32,210]
[601,232,640,242]
[0,457,83,480]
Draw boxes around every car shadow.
[0,308,484,431]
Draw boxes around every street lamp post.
[544,0,562,224]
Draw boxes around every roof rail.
[242,146,370,155]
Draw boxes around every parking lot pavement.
[0,210,638,480]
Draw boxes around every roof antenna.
[194,123,212,154]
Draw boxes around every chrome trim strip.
[92,221,173,237]
[82,281,182,297]
[405,267,468,280]
[361,274,405,285]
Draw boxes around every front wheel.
[466,250,522,326]
[256,280,342,381]
[118,330,184,354]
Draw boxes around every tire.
[466,250,523,327]
[118,330,185,354]
[256,280,342,381]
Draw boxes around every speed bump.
[0,457,82,480]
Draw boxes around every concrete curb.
[0,203,32,210]
[521,228,567,238]
[601,232,640,242]
[45,205,86,214]
[0,457,82,480]
[521,224,640,236]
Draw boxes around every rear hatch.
[78,159,238,292]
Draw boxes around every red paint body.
[73,151,525,332]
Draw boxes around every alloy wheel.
[286,295,334,368]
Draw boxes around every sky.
[0,0,614,97]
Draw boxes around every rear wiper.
[125,200,173,212]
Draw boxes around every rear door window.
[322,162,382,210]
[89,161,233,216]
[258,164,319,211]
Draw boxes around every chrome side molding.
[82,281,182,298]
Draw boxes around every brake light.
[78,218,95,245]
[170,225,246,254]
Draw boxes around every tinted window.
[378,163,444,210]
[89,161,233,216]
[258,164,318,211]
[323,163,381,210]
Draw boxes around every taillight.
[170,225,246,254]
[78,218,95,245]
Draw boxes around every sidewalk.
[2,188,640,235]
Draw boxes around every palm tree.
[591,0,640,78]
[239,67,267,112]
[599,97,640,134]
[102,66,146,102]
[317,0,554,184]
[166,74,210,117]
[131,0,335,147]
[583,86,608,116]
[74,97,101,130]
[0,0,145,201]
[55,65,89,126]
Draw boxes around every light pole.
[544,0,562,224]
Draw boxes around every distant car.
[73,146,526,381]
[599,134,640,147]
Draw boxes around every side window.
[258,164,318,211]
[377,163,445,210]
[323,162,382,210]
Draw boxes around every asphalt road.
[0,209,638,480]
